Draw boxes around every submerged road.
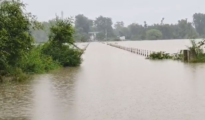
[1,42,205,120]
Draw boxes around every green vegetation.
[19,46,60,74]
[0,0,83,82]
[147,52,172,59]
[146,29,163,40]
[187,40,205,63]
[41,17,83,66]
[147,39,205,62]
[31,13,205,42]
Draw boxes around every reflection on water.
[1,42,205,120]
[0,67,81,120]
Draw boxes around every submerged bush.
[189,52,205,63]
[41,42,83,67]
[19,46,60,74]
[172,51,183,60]
[186,39,205,62]
[147,51,172,60]
[41,17,83,67]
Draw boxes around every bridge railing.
[106,43,161,57]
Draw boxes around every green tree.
[95,16,115,40]
[74,14,93,42]
[42,17,83,66]
[146,29,163,40]
[177,19,198,39]
[114,21,124,29]
[114,21,130,38]
[49,17,74,46]
[193,13,205,37]
[75,14,92,34]
[0,0,41,75]
[127,23,145,40]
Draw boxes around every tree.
[95,16,115,40]
[74,14,93,42]
[128,23,145,40]
[75,14,92,34]
[156,24,174,39]
[193,13,205,37]
[114,21,124,29]
[177,19,198,39]
[49,17,74,46]
[42,17,82,66]
[146,29,163,40]
[0,0,41,74]
[114,21,129,38]
[144,21,147,28]
[161,18,164,25]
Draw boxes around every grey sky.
[23,0,204,26]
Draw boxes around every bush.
[41,42,83,67]
[41,17,83,67]
[147,51,172,59]
[0,66,28,83]
[190,53,205,63]
[18,45,60,74]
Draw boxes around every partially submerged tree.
[42,17,83,66]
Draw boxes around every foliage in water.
[0,0,42,81]
[0,0,83,83]
[18,46,60,74]
[147,51,172,59]
[187,39,205,62]
[41,42,83,67]
[41,17,83,67]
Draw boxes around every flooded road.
[114,39,205,54]
[1,42,205,120]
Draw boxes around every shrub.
[19,46,60,74]
[41,17,83,67]
[41,42,83,67]
[148,51,172,59]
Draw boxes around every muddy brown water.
[1,42,205,120]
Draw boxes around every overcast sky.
[23,0,204,26]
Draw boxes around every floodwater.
[114,39,205,54]
[1,41,205,120]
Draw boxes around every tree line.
[32,13,205,42]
